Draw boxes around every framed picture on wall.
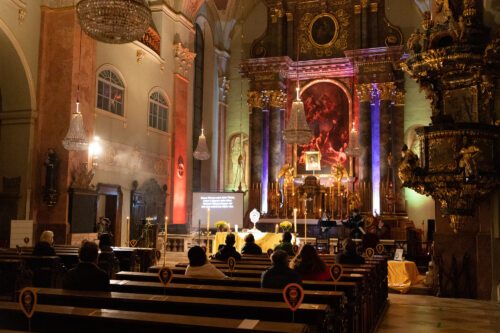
[308,13,339,48]
[305,151,321,171]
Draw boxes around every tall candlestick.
[304,212,307,244]
[206,208,210,233]
[293,208,297,233]
[164,216,168,243]
[126,216,130,246]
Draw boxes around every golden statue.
[458,138,480,179]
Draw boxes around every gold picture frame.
[308,13,339,49]
[305,151,321,171]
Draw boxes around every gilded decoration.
[375,82,395,101]
[354,5,361,15]
[394,90,405,105]
[356,83,373,103]
[299,9,350,57]
[268,90,287,109]
[369,2,378,13]
[247,91,264,109]
[173,42,196,75]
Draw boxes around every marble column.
[353,4,362,49]
[357,83,373,213]
[369,2,379,47]
[361,0,369,48]
[35,7,95,243]
[392,90,406,213]
[248,91,264,210]
[376,82,395,214]
[268,90,285,187]
[217,75,229,191]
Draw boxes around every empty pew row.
[0,300,308,333]
[25,288,332,333]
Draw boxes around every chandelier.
[282,86,312,145]
[62,101,89,151]
[193,128,210,160]
[345,122,360,157]
[76,0,152,44]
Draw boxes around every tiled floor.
[378,294,500,333]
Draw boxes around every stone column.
[376,82,395,214]
[353,4,362,49]
[172,43,195,225]
[361,0,369,48]
[369,2,379,47]
[357,83,373,213]
[215,49,230,192]
[34,7,95,243]
[268,90,286,186]
[248,91,264,211]
[392,90,406,213]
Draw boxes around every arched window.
[149,91,168,132]
[96,69,125,116]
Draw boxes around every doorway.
[97,184,122,246]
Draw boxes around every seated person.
[261,250,301,289]
[185,246,225,278]
[241,234,262,255]
[32,230,56,256]
[97,233,120,278]
[335,238,365,265]
[291,244,330,281]
[63,241,110,292]
[376,219,391,239]
[214,233,241,261]
[273,231,295,257]
[362,224,380,251]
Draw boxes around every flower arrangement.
[279,220,292,232]
[215,220,228,231]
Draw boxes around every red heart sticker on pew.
[365,247,375,258]
[292,245,299,255]
[158,267,173,286]
[19,287,37,319]
[330,264,343,282]
[129,239,137,247]
[266,249,274,258]
[23,237,30,245]
[376,244,385,254]
[283,283,304,312]
[228,257,236,272]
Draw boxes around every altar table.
[388,260,423,293]
[213,232,294,254]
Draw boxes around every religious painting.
[305,151,321,171]
[308,13,339,48]
[297,81,349,175]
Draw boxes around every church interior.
[0,0,499,331]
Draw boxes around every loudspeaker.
[427,219,435,242]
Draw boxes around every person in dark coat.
[335,238,365,265]
[241,234,262,255]
[63,241,110,292]
[32,230,56,256]
[261,250,302,289]
[273,232,295,257]
[97,233,120,278]
[214,233,241,261]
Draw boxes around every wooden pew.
[0,301,308,333]
[116,271,360,333]
[0,255,64,288]
[109,279,347,332]
[31,288,331,332]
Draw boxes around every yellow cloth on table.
[388,260,422,293]
[213,232,283,254]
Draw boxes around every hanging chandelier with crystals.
[193,128,210,160]
[76,0,152,44]
[282,86,312,145]
[62,101,89,151]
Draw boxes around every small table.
[388,260,422,293]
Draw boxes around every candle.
[164,216,168,242]
[126,216,130,246]
[304,211,307,244]
[235,225,238,233]
[275,224,279,233]
[228,223,231,232]
[293,208,297,233]
[207,208,210,233]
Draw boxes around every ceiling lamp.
[193,128,210,160]
[62,100,89,151]
[282,86,312,145]
[76,0,152,44]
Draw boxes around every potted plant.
[215,220,228,232]
[279,220,292,232]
